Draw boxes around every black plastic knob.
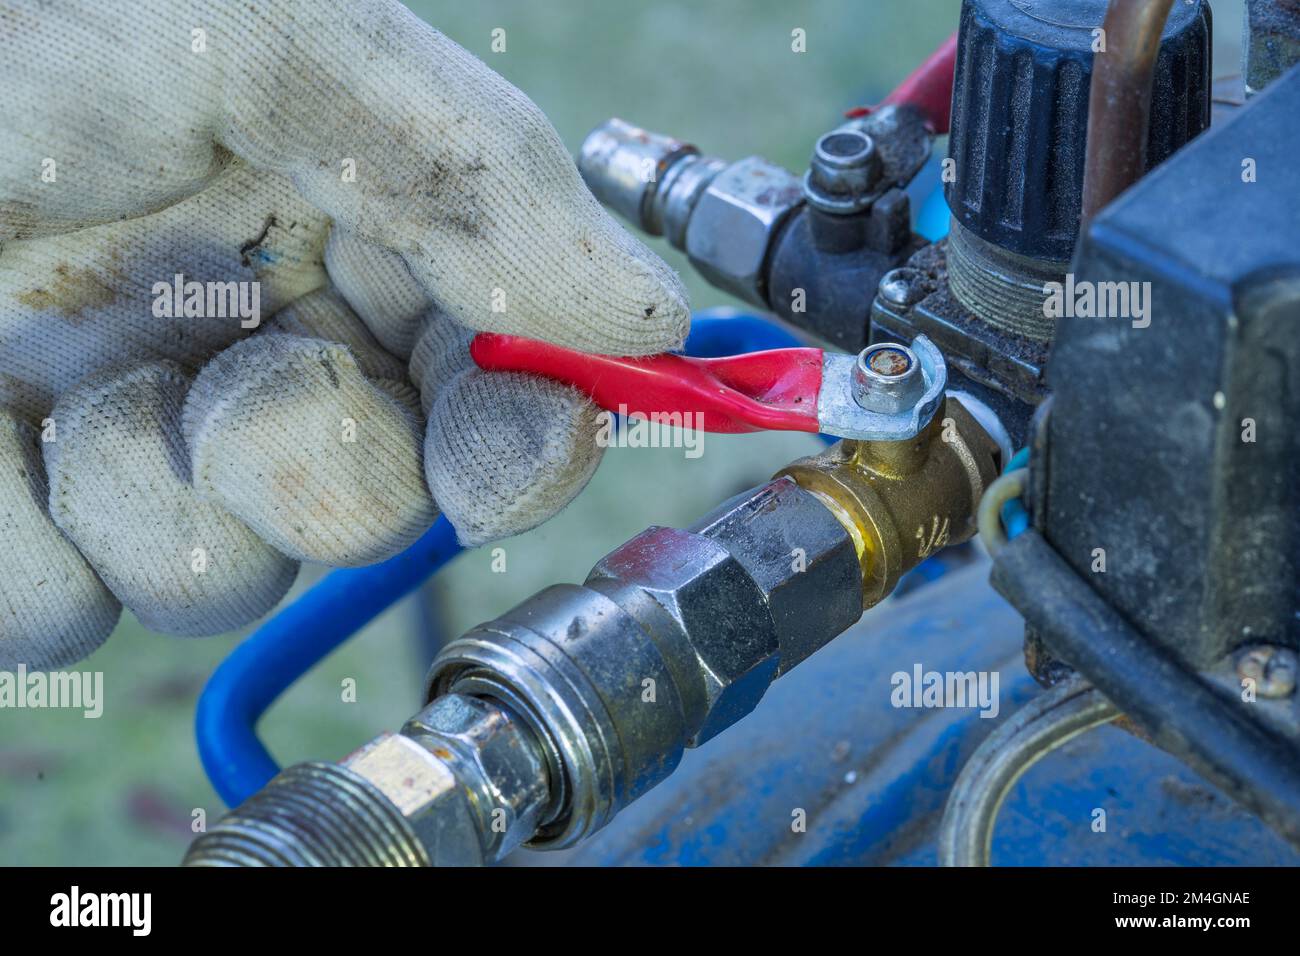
[945,0,1211,262]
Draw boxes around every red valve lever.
[469,333,824,434]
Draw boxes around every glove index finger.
[215,0,691,357]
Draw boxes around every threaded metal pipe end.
[946,218,1063,343]
[183,762,430,867]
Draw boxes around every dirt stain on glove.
[16,259,123,324]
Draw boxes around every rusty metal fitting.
[804,128,883,215]
[852,342,926,415]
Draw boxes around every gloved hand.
[0,0,689,668]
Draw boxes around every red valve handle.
[845,31,958,134]
[469,333,824,434]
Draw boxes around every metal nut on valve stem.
[852,342,926,415]
[817,333,946,441]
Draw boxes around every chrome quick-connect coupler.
[427,475,863,849]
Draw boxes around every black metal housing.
[946,0,1212,261]
[989,65,1300,844]
[1036,64,1300,670]
[870,241,1046,446]
[992,531,1300,848]
[766,191,924,353]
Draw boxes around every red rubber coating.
[845,31,958,134]
[469,333,824,434]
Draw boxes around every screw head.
[1236,645,1298,698]
[879,267,926,308]
[851,342,926,415]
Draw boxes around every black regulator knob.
[945,0,1212,262]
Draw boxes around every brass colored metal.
[778,397,1000,607]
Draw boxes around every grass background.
[0,0,1243,865]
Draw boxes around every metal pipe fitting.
[579,114,931,350]
[804,128,883,215]
[682,156,805,307]
[427,406,999,850]
[427,475,864,848]
[577,118,728,249]
[1081,0,1177,223]
[944,218,1064,342]
[579,118,806,308]
[184,692,551,867]
[780,396,1000,606]
[189,405,1001,865]
[183,761,432,866]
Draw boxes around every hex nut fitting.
[590,526,781,746]
[402,693,551,860]
[688,477,862,673]
[341,732,487,867]
[852,342,926,415]
[684,156,805,307]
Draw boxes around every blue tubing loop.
[1002,446,1030,540]
[196,517,463,807]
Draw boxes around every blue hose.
[196,518,461,806]
[682,307,806,355]
[1002,447,1030,540]
[196,311,804,807]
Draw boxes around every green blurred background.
[0,0,1243,865]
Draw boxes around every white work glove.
[0,0,689,668]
